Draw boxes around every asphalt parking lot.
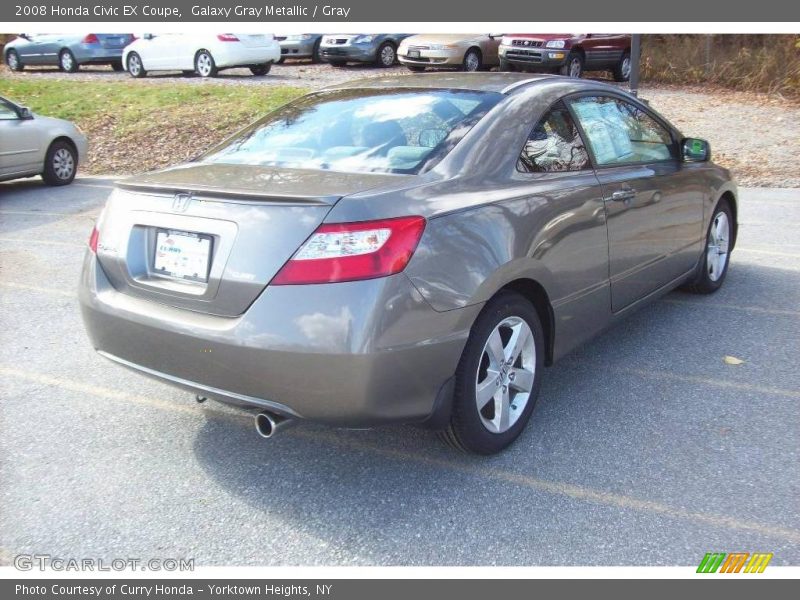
[0,179,798,566]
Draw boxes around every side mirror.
[20,33,32,40]
[17,107,33,120]
[143,33,154,40]
[682,137,710,162]
[488,33,504,39]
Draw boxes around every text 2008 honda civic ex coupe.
[80,73,737,454]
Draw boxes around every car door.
[14,34,53,65]
[581,34,626,70]
[137,34,180,70]
[568,94,705,312]
[0,100,44,176]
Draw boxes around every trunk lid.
[96,163,404,316]
[237,34,274,48]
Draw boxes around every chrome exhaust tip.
[254,411,295,439]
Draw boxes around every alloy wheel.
[707,211,730,282]
[380,45,395,67]
[61,52,74,71]
[128,54,141,76]
[196,52,213,76]
[7,51,19,70]
[569,57,582,78]
[621,56,631,79]
[475,316,536,434]
[52,148,75,180]
[464,51,480,72]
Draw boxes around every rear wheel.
[462,48,482,72]
[376,42,396,67]
[683,200,733,294]
[42,141,77,186]
[613,51,632,82]
[127,52,146,78]
[250,63,272,76]
[560,51,583,78]
[6,49,23,71]
[195,50,218,77]
[440,291,544,455]
[311,38,322,63]
[59,49,79,73]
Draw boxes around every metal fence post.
[629,34,641,97]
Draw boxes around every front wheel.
[613,52,632,82]
[195,50,218,77]
[683,200,733,294]
[42,141,77,186]
[462,48,482,72]
[6,49,23,71]
[250,63,272,76]
[127,52,146,78]
[59,49,79,73]
[560,52,583,78]
[440,291,544,455]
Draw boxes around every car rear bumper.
[73,46,125,63]
[213,43,281,68]
[499,45,567,68]
[79,251,479,426]
[279,39,317,57]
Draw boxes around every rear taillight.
[88,226,99,253]
[216,34,239,42]
[82,34,100,44]
[272,216,426,285]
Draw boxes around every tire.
[375,42,396,68]
[42,140,77,186]
[250,63,272,76]
[462,48,482,72]
[440,291,545,455]
[276,56,286,64]
[406,65,426,72]
[59,49,79,73]
[195,50,218,77]
[329,60,347,68]
[311,38,322,63]
[111,60,124,72]
[559,51,583,78]
[127,52,146,78]
[6,49,23,71]
[499,58,516,72]
[613,51,631,82]
[683,200,734,294]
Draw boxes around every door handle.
[609,189,636,202]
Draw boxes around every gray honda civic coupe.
[79,73,737,454]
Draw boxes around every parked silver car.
[319,34,412,67]
[0,96,87,185]
[79,74,737,454]
[275,34,323,62]
[4,33,135,72]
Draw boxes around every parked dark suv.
[499,34,632,81]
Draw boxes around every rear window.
[202,88,502,174]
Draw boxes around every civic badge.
[172,192,192,212]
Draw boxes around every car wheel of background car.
[329,60,347,68]
[499,58,516,72]
[462,48,482,72]
[683,199,734,294]
[311,38,322,63]
[195,50,218,77]
[5,49,23,71]
[42,140,77,186]
[560,52,583,78]
[127,52,146,78]
[440,291,544,455]
[406,65,426,72]
[111,60,124,72]
[59,49,79,73]
[376,42,396,67]
[613,52,632,82]
[250,63,272,76]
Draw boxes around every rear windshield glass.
[201,88,502,174]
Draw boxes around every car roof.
[321,72,559,94]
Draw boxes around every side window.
[517,101,590,173]
[569,95,675,166]
[0,102,19,121]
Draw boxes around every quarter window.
[569,96,675,166]
[518,101,590,173]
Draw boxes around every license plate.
[154,229,212,283]
[408,50,420,58]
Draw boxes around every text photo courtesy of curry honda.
[2,27,757,456]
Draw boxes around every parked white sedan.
[122,33,281,78]
[0,96,88,186]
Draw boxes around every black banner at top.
[2,0,800,22]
